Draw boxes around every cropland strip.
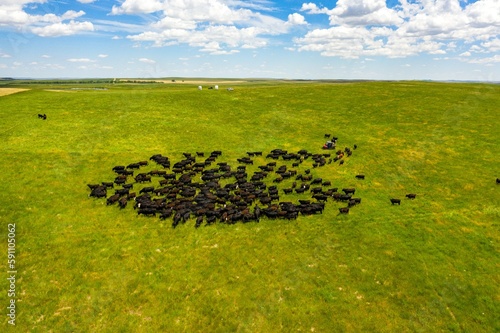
[0,88,29,96]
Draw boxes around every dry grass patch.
[0,88,29,96]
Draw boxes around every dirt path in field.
[0,88,29,96]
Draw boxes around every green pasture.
[0,80,498,332]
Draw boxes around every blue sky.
[0,0,499,80]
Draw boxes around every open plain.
[0,80,498,332]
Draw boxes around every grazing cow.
[114,178,126,185]
[107,194,120,205]
[496,178,500,184]
[342,188,356,195]
[172,213,182,228]
[339,194,352,201]
[118,197,128,209]
[311,178,323,185]
[102,182,114,188]
[324,134,331,138]
[38,114,47,120]
[312,194,328,202]
[139,187,154,194]
[127,163,141,169]
[115,188,129,196]
[339,160,344,165]
[195,216,204,228]
[352,198,362,204]
[339,207,349,214]
[390,198,401,205]
[406,193,417,199]
[354,144,357,150]
[355,174,365,180]
[89,186,107,198]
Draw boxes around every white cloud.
[117,0,288,53]
[32,20,94,37]
[294,0,500,61]
[139,58,156,64]
[98,54,108,58]
[481,38,500,52]
[78,0,97,3]
[0,1,94,37]
[328,0,403,26]
[466,55,500,64]
[111,0,163,15]
[67,58,96,63]
[287,13,307,26]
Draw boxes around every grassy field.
[0,80,498,332]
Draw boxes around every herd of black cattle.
[88,138,418,228]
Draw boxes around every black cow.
[127,163,141,169]
[405,193,417,199]
[139,187,155,194]
[118,197,128,209]
[107,194,120,205]
[355,174,365,179]
[89,186,107,198]
[311,178,323,185]
[390,198,401,205]
[195,216,204,228]
[342,188,356,195]
[496,178,499,184]
[339,207,349,214]
[37,114,47,120]
[115,188,129,196]
[114,178,126,185]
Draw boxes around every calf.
[390,198,401,205]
